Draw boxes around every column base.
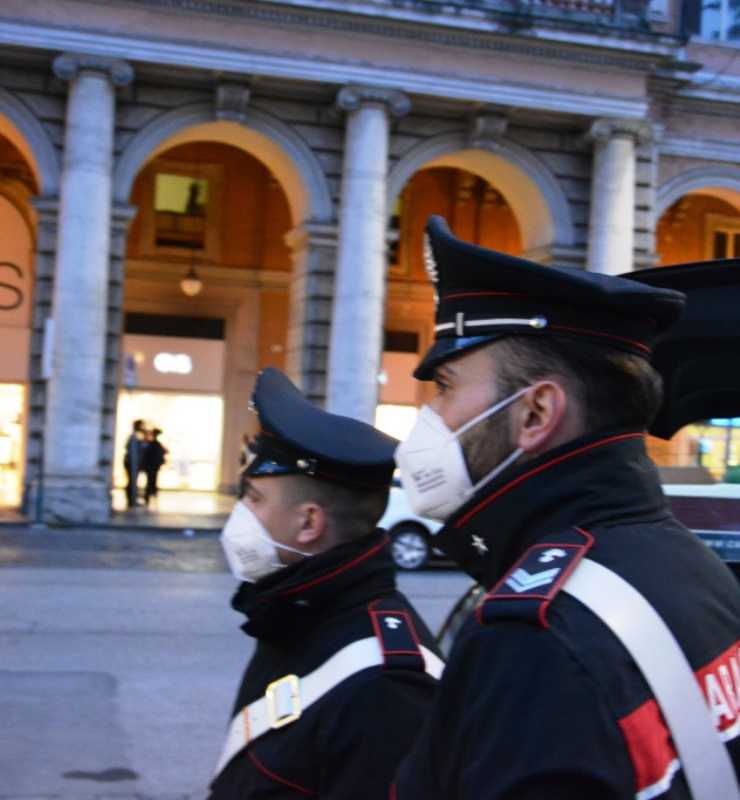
[41,476,111,525]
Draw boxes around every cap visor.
[414,336,503,380]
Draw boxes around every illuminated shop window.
[0,383,24,508]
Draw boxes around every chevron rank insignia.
[476,528,593,628]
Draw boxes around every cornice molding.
[0,19,649,119]
[659,135,740,164]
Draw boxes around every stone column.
[327,86,410,423]
[24,198,59,512]
[100,203,138,485]
[587,119,652,275]
[42,53,133,524]
[285,221,338,406]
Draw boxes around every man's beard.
[459,406,518,486]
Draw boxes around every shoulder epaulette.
[476,527,594,629]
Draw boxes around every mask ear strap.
[467,447,524,497]
[453,386,530,438]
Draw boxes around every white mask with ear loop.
[394,387,530,522]
[220,501,313,583]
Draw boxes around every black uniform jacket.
[209,530,441,800]
[394,430,740,799]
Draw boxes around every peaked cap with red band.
[244,368,399,490]
[414,216,687,380]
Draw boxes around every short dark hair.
[280,475,389,544]
[490,335,664,433]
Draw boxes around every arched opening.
[0,130,36,510]
[113,136,296,512]
[378,164,524,440]
[650,186,740,484]
[657,191,740,266]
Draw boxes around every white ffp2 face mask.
[220,501,312,583]
[394,388,529,522]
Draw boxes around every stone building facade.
[0,0,738,523]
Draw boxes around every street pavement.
[0,524,473,799]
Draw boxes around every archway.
[378,158,532,440]
[387,132,575,254]
[0,89,60,197]
[0,133,36,508]
[114,104,332,225]
[114,119,311,507]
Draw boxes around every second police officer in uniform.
[208,368,443,800]
[392,217,740,799]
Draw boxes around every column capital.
[588,118,653,145]
[336,86,410,117]
[53,53,134,87]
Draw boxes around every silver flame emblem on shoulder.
[423,233,440,307]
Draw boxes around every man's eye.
[434,379,448,394]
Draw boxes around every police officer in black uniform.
[208,368,443,800]
[392,217,740,799]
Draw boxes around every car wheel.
[390,525,431,570]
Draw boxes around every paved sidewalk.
[0,525,471,800]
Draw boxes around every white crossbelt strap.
[563,558,740,800]
[213,637,444,779]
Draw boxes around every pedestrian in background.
[123,419,145,508]
[142,428,168,505]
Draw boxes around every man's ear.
[295,502,328,547]
[512,380,568,454]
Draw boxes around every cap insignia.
[423,233,440,307]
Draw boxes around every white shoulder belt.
[213,637,444,779]
[564,558,740,800]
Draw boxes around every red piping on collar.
[247,750,316,796]
[549,324,652,354]
[279,536,389,598]
[454,433,645,529]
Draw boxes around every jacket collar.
[434,430,668,587]
[231,529,396,641]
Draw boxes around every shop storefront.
[113,330,225,494]
[0,194,32,508]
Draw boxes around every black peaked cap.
[623,259,740,440]
[414,216,687,379]
[245,368,399,489]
